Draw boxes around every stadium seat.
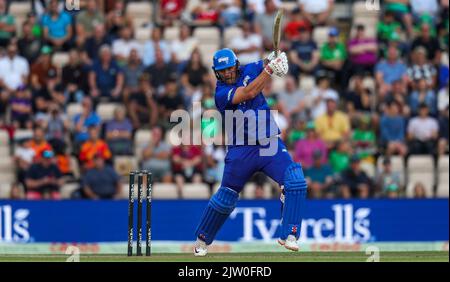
[52,52,70,68]
[0,146,9,157]
[272,76,286,94]
[164,26,180,42]
[126,1,152,29]
[198,43,219,67]
[194,27,220,45]
[181,183,210,199]
[0,172,15,184]
[134,129,152,150]
[66,103,83,121]
[360,162,376,178]
[114,156,138,177]
[407,155,434,173]
[0,183,12,199]
[312,27,329,48]
[280,1,297,12]
[243,183,272,199]
[299,75,315,94]
[152,183,179,199]
[60,183,80,199]
[377,156,405,186]
[352,1,380,18]
[437,156,449,197]
[8,2,31,17]
[70,156,80,180]
[13,129,33,142]
[135,27,151,43]
[406,174,434,198]
[0,129,9,146]
[212,182,221,194]
[96,103,120,121]
[224,27,243,46]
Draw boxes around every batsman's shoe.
[277,235,299,252]
[193,239,208,257]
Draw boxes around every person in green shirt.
[385,0,414,38]
[351,115,376,162]
[0,0,16,47]
[377,11,403,43]
[26,12,43,38]
[76,0,105,43]
[329,140,352,174]
[320,27,348,90]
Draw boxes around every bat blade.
[273,9,283,57]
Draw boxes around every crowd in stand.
[0,0,448,200]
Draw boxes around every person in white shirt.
[299,0,334,26]
[438,82,449,113]
[112,26,143,64]
[407,103,439,155]
[310,73,338,119]
[0,43,30,93]
[170,24,198,64]
[410,0,439,18]
[229,21,262,65]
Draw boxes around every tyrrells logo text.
[0,205,30,242]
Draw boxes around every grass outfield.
[0,252,447,262]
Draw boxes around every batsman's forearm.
[244,71,271,98]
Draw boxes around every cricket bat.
[273,9,283,57]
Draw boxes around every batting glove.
[264,52,289,78]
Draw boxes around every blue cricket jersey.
[214,60,280,147]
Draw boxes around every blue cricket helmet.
[212,48,238,71]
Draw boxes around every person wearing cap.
[0,43,29,93]
[289,23,319,77]
[304,149,334,198]
[407,103,439,155]
[41,0,73,51]
[294,121,327,169]
[375,157,403,198]
[25,149,63,200]
[347,24,378,75]
[339,154,373,199]
[88,44,124,102]
[310,71,338,119]
[375,44,408,98]
[314,91,351,146]
[0,0,16,48]
[319,26,348,89]
[299,0,334,26]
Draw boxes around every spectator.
[145,48,178,94]
[382,79,410,116]
[25,150,63,200]
[286,116,307,150]
[310,72,338,119]
[141,126,173,182]
[159,0,186,27]
[351,115,377,162]
[84,23,112,62]
[304,150,334,198]
[126,73,158,129]
[219,0,242,27]
[294,121,327,169]
[88,44,124,102]
[319,27,348,89]
[142,26,171,67]
[73,96,101,146]
[407,46,437,89]
[79,126,112,169]
[76,0,105,43]
[412,182,427,198]
[105,0,132,39]
[14,138,36,190]
[384,0,414,38]
[345,74,374,119]
[329,140,352,174]
[377,10,402,44]
[254,0,278,51]
[157,76,185,123]
[278,75,305,122]
[0,0,15,48]
[438,105,449,155]
[41,0,73,51]
[315,92,351,146]
[0,43,30,94]
[62,49,89,103]
[407,103,439,155]
[172,143,204,197]
[191,0,220,26]
[170,24,198,65]
[30,45,57,112]
[375,45,408,98]
[181,48,209,103]
[26,11,43,38]
[17,20,43,64]
[339,154,373,199]
[105,106,133,155]
[299,0,334,26]
[283,7,311,42]
[411,23,441,64]
[375,157,403,197]
[409,77,437,116]
[347,24,378,75]
[289,26,319,77]
[380,101,408,156]
[111,26,142,65]
[81,154,121,199]
[122,48,145,97]
[229,21,262,65]
[10,85,33,129]
[203,141,226,189]
[410,0,439,19]
[30,126,53,162]
[41,102,70,151]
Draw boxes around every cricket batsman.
[193,46,308,256]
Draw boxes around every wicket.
[127,170,153,256]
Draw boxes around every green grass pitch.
[0,252,447,262]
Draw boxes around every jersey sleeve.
[215,84,238,112]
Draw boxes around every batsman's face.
[218,66,238,85]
